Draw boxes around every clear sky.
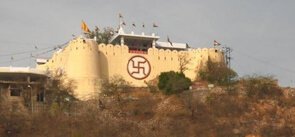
[0,0,295,87]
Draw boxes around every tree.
[100,75,131,103]
[240,75,282,99]
[181,91,198,118]
[89,27,115,44]
[178,53,191,73]
[199,57,237,85]
[158,71,192,95]
[45,73,77,114]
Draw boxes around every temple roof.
[156,41,189,50]
[109,26,189,50]
[109,26,160,43]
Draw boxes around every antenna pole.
[222,46,233,88]
[223,46,232,69]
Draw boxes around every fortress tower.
[37,38,100,99]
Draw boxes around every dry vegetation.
[1,75,295,137]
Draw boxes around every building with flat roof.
[0,67,47,112]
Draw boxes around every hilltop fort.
[35,23,224,99]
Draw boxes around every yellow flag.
[81,21,90,33]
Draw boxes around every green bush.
[158,71,191,95]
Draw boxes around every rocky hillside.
[1,79,295,137]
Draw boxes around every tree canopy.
[158,71,191,95]
[199,57,237,85]
[88,26,115,44]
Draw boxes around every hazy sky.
[0,0,295,87]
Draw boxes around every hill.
[1,77,295,137]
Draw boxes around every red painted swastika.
[127,55,151,80]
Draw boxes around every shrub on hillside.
[158,71,191,95]
[145,79,159,93]
[240,75,282,99]
[46,74,77,114]
[100,75,131,96]
[199,57,237,85]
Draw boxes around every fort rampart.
[37,38,224,99]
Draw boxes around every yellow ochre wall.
[37,38,224,100]
[38,38,100,99]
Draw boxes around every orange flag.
[81,21,90,33]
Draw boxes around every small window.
[215,50,218,53]
[37,89,45,102]
[83,40,86,43]
[10,88,21,96]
